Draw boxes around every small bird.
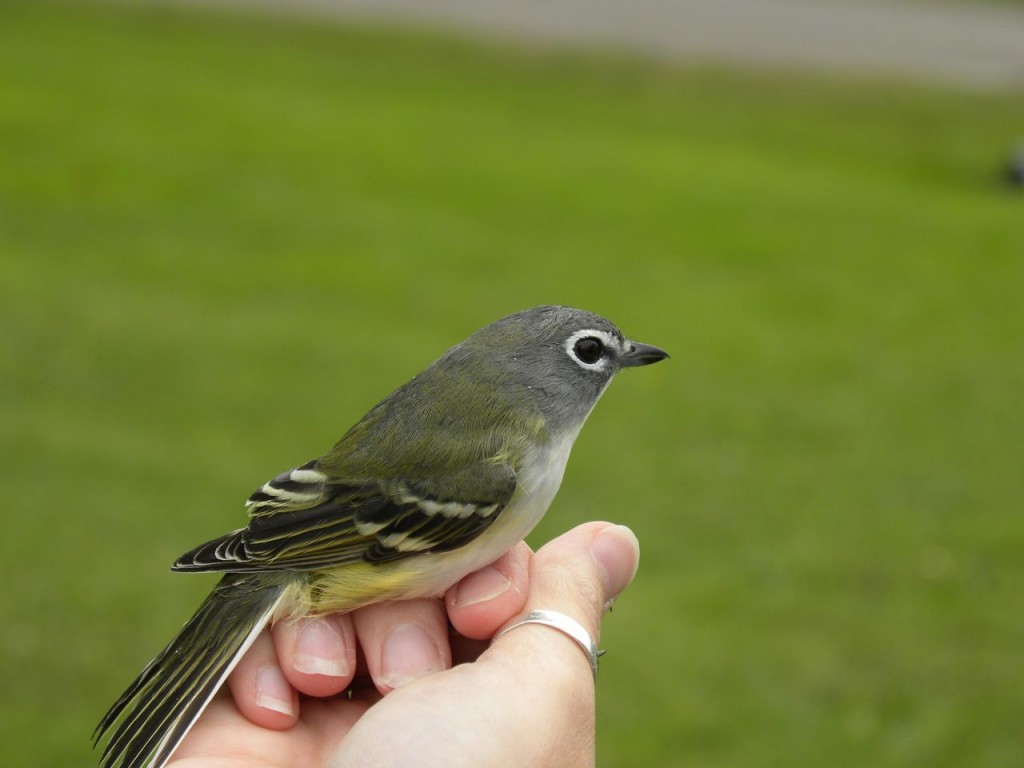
[95,305,668,768]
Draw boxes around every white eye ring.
[564,329,618,372]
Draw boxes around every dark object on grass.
[1006,142,1024,188]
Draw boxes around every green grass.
[2,2,1023,766]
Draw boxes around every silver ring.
[495,609,603,679]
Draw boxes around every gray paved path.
[161,0,1024,89]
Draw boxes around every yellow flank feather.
[301,563,421,616]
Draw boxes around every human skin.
[168,521,641,768]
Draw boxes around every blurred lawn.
[2,2,1023,767]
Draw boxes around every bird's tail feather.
[94,573,289,768]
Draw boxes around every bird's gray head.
[439,305,668,434]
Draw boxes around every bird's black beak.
[620,341,670,368]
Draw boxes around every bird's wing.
[172,458,518,572]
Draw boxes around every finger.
[492,522,640,682]
[445,541,531,640]
[225,628,299,729]
[352,598,451,694]
[272,614,357,698]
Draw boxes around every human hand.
[168,522,641,768]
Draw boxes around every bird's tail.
[94,573,289,768]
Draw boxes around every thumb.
[491,522,640,681]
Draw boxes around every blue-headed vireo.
[95,305,668,768]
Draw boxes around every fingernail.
[255,664,295,716]
[590,524,640,600]
[453,565,512,608]
[380,623,445,690]
[294,617,350,677]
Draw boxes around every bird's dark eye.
[573,337,604,365]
